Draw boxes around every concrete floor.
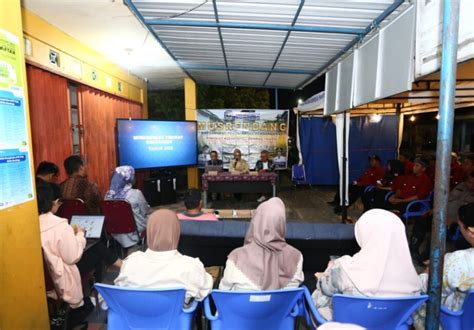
[158,173,363,223]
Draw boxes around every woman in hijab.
[105,166,150,248]
[219,197,304,291]
[312,209,422,320]
[114,209,213,304]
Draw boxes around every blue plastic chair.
[401,191,433,222]
[95,283,198,330]
[292,164,307,186]
[440,290,474,330]
[204,288,305,330]
[385,191,395,201]
[364,185,375,193]
[332,294,428,330]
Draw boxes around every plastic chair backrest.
[95,283,196,330]
[101,200,137,234]
[57,198,88,222]
[292,165,306,184]
[205,288,304,330]
[440,290,474,330]
[333,294,428,330]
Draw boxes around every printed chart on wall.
[197,109,289,169]
[0,28,34,210]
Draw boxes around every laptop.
[70,215,105,239]
[205,165,224,173]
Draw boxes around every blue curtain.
[299,117,339,185]
[348,116,399,182]
[299,115,399,185]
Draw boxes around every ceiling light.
[410,115,416,122]
[435,113,440,120]
[370,113,383,123]
[297,99,303,105]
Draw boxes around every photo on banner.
[197,109,289,170]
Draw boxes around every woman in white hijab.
[312,209,422,320]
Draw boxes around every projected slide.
[117,120,197,170]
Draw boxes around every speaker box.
[143,176,177,207]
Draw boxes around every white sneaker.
[98,294,108,311]
[257,195,266,203]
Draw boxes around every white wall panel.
[323,66,338,116]
[335,53,355,112]
[376,5,415,99]
[353,35,379,107]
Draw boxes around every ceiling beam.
[145,19,365,35]
[212,0,231,85]
[184,64,314,75]
[263,0,305,86]
[124,0,194,82]
[297,0,406,89]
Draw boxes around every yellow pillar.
[0,1,49,329]
[184,78,199,188]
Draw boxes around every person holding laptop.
[38,183,122,327]
[229,148,249,173]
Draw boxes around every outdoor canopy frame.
[125,0,410,90]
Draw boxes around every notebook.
[70,215,105,239]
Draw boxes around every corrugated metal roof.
[127,0,411,89]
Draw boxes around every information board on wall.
[0,28,34,210]
[197,109,289,170]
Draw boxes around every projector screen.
[116,119,197,170]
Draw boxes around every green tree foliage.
[148,85,270,119]
[148,89,185,120]
[198,85,270,109]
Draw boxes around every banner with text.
[0,28,35,210]
[197,109,289,169]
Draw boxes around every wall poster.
[0,28,34,210]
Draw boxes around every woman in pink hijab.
[219,197,304,290]
[312,209,422,320]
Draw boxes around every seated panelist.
[229,148,249,173]
[255,150,275,173]
[207,150,223,166]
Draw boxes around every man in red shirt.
[332,155,385,214]
[385,158,433,214]
[399,151,415,175]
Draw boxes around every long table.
[202,172,278,207]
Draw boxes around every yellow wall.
[21,8,148,116]
[0,1,49,329]
[185,78,199,188]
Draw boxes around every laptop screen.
[70,215,105,239]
